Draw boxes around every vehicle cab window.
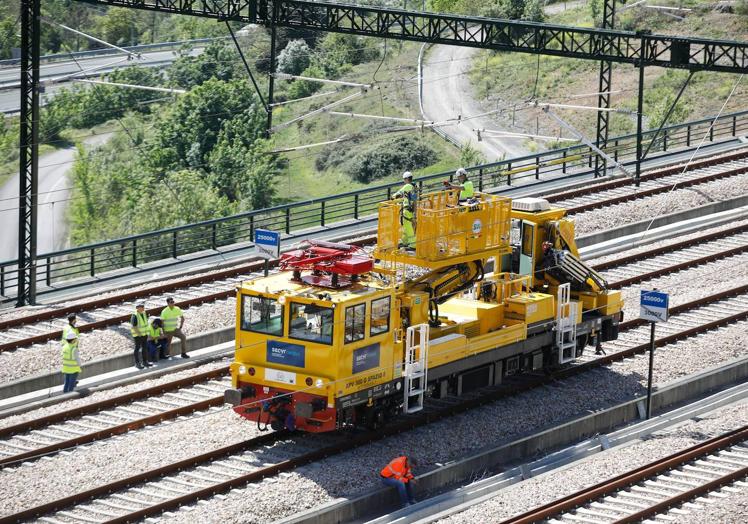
[344,303,366,343]
[241,295,284,336]
[370,296,391,336]
[289,302,334,345]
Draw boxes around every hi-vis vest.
[61,324,79,342]
[148,320,163,339]
[459,180,474,200]
[380,456,413,483]
[161,306,183,331]
[61,341,81,374]
[131,311,149,337]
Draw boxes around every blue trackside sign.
[353,343,380,374]
[640,289,669,323]
[267,340,305,368]
[255,229,281,259]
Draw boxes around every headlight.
[239,365,247,375]
[316,379,324,388]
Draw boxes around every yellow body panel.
[505,293,555,324]
[439,298,504,334]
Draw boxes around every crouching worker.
[380,455,417,506]
[147,317,169,362]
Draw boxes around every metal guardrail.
[0,37,222,68]
[1,109,747,303]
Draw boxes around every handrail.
[1,108,746,301]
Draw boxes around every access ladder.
[556,283,578,364]
[403,324,429,413]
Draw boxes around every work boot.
[136,362,144,369]
[181,353,190,358]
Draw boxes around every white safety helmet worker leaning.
[456,168,468,178]
[402,171,413,180]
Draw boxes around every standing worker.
[61,331,81,393]
[130,303,151,369]
[62,314,79,342]
[380,455,417,506]
[444,167,474,202]
[393,171,417,250]
[161,298,189,358]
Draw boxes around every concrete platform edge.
[0,325,234,405]
[275,356,748,524]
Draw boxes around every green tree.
[277,39,312,76]
[0,18,18,60]
[522,0,544,22]
[459,142,486,167]
[148,79,264,173]
[93,7,138,47]
[169,42,239,89]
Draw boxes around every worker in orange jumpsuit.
[380,455,417,506]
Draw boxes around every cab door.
[519,220,536,286]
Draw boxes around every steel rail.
[6,295,746,523]
[0,431,288,524]
[499,425,748,524]
[1,149,746,354]
[617,283,748,331]
[0,396,223,467]
[566,163,748,214]
[546,148,748,204]
[606,244,748,290]
[2,275,744,469]
[0,366,228,438]
[616,466,748,523]
[592,223,748,271]
[0,235,378,353]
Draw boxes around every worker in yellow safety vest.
[380,455,417,506]
[161,297,189,359]
[61,331,81,393]
[130,304,152,369]
[61,314,79,342]
[444,167,474,202]
[393,171,417,250]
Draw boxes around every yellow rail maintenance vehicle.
[225,189,623,432]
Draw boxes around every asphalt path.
[421,1,586,161]
[0,133,112,262]
[0,48,199,113]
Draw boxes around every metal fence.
[2,109,747,303]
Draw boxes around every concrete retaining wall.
[0,326,234,401]
[576,195,748,248]
[279,356,748,524]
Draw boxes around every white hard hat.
[65,331,77,341]
[402,171,413,179]
[456,168,468,177]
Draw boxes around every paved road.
[0,48,200,113]
[420,1,586,161]
[0,133,112,262]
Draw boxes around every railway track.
[0,367,230,468]
[550,150,748,214]
[4,281,746,523]
[1,149,746,356]
[0,240,745,470]
[500,426,748,524]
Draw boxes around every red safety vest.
[380,456,414,483]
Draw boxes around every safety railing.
[2,108,748,303]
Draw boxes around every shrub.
[347,135,437,183]
[277,39,312,76]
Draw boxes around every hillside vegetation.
[467,2,748,142]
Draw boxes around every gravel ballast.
[3,313,739,520]
[437,401,748,523]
